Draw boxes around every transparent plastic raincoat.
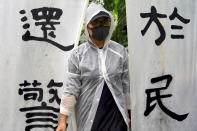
[61,3,130,131]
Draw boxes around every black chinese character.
[18,80,62,131]
[19,7,74,51]
[140,6,167,46]
[20,102,59,131]
[47,79,62,105]
[19,80,31,87]
[19,80,43,102]
[169,7,190,39]
[144,74,189,121]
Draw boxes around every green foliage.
[103,0,128,47]
[89,0,104,5]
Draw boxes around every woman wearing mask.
[56,3,130,131]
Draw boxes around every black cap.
[90,11,110,22]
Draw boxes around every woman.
[56,3,130,131]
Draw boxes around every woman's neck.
[91,38,105,48]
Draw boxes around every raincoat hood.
[85,3,115,48]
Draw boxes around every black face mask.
[88,25,110,41]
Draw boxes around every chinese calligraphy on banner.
[126,0,197,131]
[0,0,88,130]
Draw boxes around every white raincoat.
[61,3,130,131]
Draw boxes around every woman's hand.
[128,117,131,127]
[56,114,68,131]
[56,123,66,131]
[126,110,131,127]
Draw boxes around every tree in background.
[89,0,104,5]
[103,0,127,47]
[80,0,128,47]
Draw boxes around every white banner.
[0,0,88,130]
[126,0,197,131]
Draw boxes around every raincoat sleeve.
[60,94,76,116]
[64,49,81,98]
[60,49,81,116]
[122,48,131,109]
[122,48,130,94]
